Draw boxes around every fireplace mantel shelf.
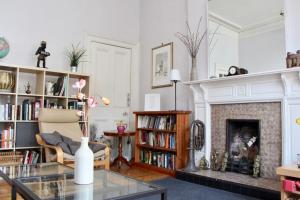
[186,68,300,168]
[184,67,300,85]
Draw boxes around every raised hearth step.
[176,170,280,200]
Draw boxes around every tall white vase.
[74,137,94,184]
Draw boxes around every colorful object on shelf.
[283,179,297,192]
[0,37,9,59]
[0,71,15,92]
[116,120,127,133]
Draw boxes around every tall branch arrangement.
[175,17,207,58]
[72,79,110,137]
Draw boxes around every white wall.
[239,28,286,73]
[0,0,140,71]
[285,0,300,52]
[139,0,193,111]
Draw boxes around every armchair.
[36,108,110,169]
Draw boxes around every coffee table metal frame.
[12,169,167,200]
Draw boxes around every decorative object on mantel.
[175,17,207,81]
[170,69,181,110]
[199,156,209,170]
[184,120,205,172]
[297,153,300,168]
[0,70,14,92]
[221,152,228,172]
[227,66,248,76]
[24,81,31,94]
[35,41,50,68]
[72,79,110,184]
[0,37,10,59]
[66,43,86,73]
[286,51,300,68]
[152,43,173,88]
[253,155,261,178]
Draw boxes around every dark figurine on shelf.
[35,41,50,68]
[24,81,31,94]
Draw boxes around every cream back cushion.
[38,109,82,142]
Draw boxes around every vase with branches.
[175,17,207,81]
[66,43,86,73]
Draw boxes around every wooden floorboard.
[0,165,169,200]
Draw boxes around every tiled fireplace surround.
[186,68,300,180]
[211,103,281,178]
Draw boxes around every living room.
[0,0,300,200]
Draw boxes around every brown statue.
[35,41,50,68]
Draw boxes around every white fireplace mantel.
[185,68,300,166]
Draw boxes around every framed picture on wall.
[152,42,173,88]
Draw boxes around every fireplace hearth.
[226,119,260,175]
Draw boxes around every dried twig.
[175,17,207,58]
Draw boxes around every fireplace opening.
[226,119,260,175]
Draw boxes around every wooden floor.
[0,165,169,200]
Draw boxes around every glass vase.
[190,56,198,81]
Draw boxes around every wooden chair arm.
[36,134,64,163]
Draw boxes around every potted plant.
[66,43,86,72]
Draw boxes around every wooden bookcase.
[134,111,190,175]
[0,63,90,163]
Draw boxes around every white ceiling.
[208,0,284,28]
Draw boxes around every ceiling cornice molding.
[239,18,285,38]
[208,11,241,32]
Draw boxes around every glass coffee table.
[13,169,167,200]
[0,162,73,200]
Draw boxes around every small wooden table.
[104,130,135,168]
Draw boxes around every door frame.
[84,33,140,130]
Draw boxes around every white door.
[87,42,131,138]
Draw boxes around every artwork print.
[152,43,173,88]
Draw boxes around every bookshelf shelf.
[134,111,191,175]
[0,92,16,95]
[137,144,177,153]
[44,95,67,99]
[137,128,177,133]
[18,93,43,97]
[0,63,90,164]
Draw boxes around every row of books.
[139,132,176,149]
[22,150,39,165]
[0,103,15,120]
[140,150,176,170]
[138,115,176,131]
[16,100,41,120]
[0,126,14,149]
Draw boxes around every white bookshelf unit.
[0,63,90,164]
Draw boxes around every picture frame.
[151,42,173,88]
